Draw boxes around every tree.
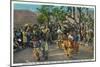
[37,5,51,24]
[37,5,67,25]
[37,14,48,24]
[52,6,66,23]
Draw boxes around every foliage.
[36,5,94,31]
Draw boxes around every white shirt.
[68,34,73,40]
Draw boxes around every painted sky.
[14,3,94,12]
[14,3,41,12]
